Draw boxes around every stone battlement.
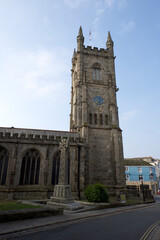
[85,45,106,51]
[0,127,81,142]
[82,45,109,57]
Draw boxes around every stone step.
[66,202,84,210]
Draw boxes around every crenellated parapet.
[0,127,85,145]
[73,45,112,60]
[83,45,109,57]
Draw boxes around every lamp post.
[141,180,145,203]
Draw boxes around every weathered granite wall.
[0,127,86,199]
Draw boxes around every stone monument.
[49,139,74,203]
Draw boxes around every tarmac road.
[8,202,160,240]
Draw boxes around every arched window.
[19,149,40,185]
[0,146,9,185]
[52,151,60,185]
[92,63,101,81]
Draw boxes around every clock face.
[93,96,104,106]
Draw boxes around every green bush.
[84,183,109,203]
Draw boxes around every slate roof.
[124,158,152,166]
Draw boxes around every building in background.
[125,158,158,194]
[142,157,160,191]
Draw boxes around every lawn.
[0,200,41,211]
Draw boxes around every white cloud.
[96,7,105,16]
[119,21,135,33]
[117,0,127,9]
[95,0,126,15]
[105,0,115,8]
[2,49,70,100]
[95,1,105,16]
[93,0,127,26]
[64,0,85,8]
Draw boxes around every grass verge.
[0,200,41,211]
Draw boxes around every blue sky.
[0,0,160,158]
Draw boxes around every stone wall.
[0,127,86,199]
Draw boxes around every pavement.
[0,198,160,240]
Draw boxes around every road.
[7,202,160,240]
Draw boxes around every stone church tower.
[0,27,125,200]
[70,27,125,193]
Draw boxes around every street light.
[141,180,145,203]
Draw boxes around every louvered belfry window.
[92,68,101,80]
[92,63,101,81]
[0,147,9,185]
[19,149,40,185]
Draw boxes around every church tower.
[70,27,126,194]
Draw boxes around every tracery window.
[19,149,40,185]
[0,146,9,185]
[52,151,60,185]
[92,68,101,80]
[92,63,101,81]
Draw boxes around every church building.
[0,27,126,200]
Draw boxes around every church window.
[89,113,92,124]
[52,151,60,185]
[92,68,101,80]
[105,115,109,125]
[0,146,9,185]
[94,114,97,124]
[100,114,103,125]
[19,149,40,185]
